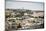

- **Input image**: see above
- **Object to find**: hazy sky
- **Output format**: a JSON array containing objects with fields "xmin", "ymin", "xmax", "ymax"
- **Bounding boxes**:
[{"xmin": 6, "ymin": 0, "xmax": 44, "ymax": 10}]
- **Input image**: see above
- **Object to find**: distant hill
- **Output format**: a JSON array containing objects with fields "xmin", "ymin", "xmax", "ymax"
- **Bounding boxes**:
[{"xmin": 5, "ymin": 9, "xmax": 44, "ymax": 13}]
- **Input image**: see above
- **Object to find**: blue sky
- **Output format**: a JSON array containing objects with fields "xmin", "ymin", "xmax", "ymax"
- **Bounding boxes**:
[{"xmin": 6, "ymin": 0, "xmax": 44, "ymax": 10}]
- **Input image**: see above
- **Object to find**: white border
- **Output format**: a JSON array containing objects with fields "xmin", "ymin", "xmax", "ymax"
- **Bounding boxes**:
[
  {"xmin": 0, "ymin": 0, "xmax": 46, "ymax": 31},
  {"xmin": 0, "ymin": 0, "xmax": 5, "ymax": 31}
]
